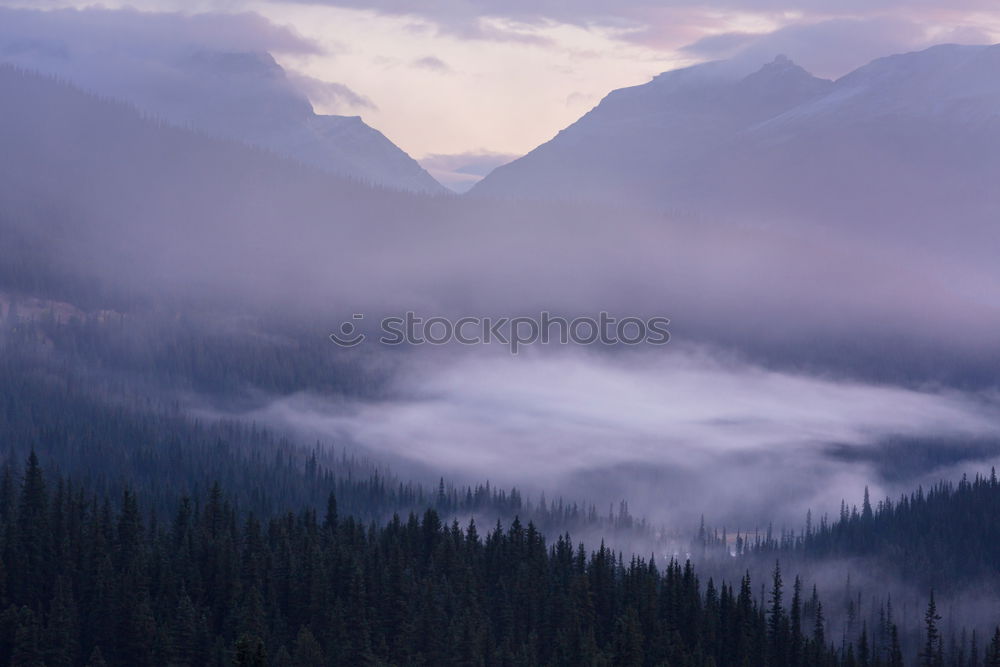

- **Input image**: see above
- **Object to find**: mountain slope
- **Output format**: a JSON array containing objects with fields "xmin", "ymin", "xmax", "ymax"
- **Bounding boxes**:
[
  {"xmin": 727, "ymin": 44, "xmax": 1000, "ymax": 237},
  {"xmin": 162, "ymin": 51, "xmax": 446, "ymax": 194},
  {"xmin": 471, "ymin": 56, "xmax": 833, "ymax": 203},
  {"xmin": 0, "ymin": 64, "xmax": 446, "ymax": 310},
  {"xmin": 4, "ymin": 63, "xmax": 999, "ymax": 385},
  {"xmin": 472, "ymin": 44, "xmax": 1000, "ymax": 254},
  {"xmin": 0, "ymin": 50, "xmax": 445, "ymax": 194}
]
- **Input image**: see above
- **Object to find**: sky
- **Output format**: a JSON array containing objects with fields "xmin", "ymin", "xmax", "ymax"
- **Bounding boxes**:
[{"xmin": 1, "ymin": 0, "xmax": 998, "ymax": 165}]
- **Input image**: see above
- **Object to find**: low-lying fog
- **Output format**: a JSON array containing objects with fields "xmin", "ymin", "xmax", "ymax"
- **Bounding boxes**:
[{"xmin": 249, "ymin": 343, "xmax": 1000, "ymax": 530}]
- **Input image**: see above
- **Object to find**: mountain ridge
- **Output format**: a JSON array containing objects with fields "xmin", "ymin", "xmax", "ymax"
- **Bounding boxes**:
[
  {"xmin": 470, "ymin": 54, "xmax": 834, "ymax": 203},
  {"xmin": 470, "ymin": 43, "xmax": 1000, "ymax": 253},
  {"xmin": 0, "ymin": 49, "xmax": 446, "ymax": 194}
]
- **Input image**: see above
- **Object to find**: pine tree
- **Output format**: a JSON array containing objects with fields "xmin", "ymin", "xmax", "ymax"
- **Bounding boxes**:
[
  {"xmin": 612, "ymin": 608, "xmax": 644, "ymax": 667},
  {"xmin": 987, "ymin": 627, "xmax": 1000, "ymax": 667},
  {"xmin": 292, "ymin": 627, "xmax": 324, "ymax": 667},
  {"xmin": 921, "ymin": 591, "xmax": 942, "ymax": 667},
  {"xmin": 858, "ymin": 623, "xmax": 870, "ymax": 667},
  {"xmin": 84, "ymin": 646, "xmax": 109, "ymax": 667},
  {"xmin": 768, "ymin": 561, "xmax": 785, "ymax": 667},
  {"xmin": 790, "ymin": 576, "xmax": 803, "ymax": 667},
  {"xmin": 814, "ymin": 599, "xmax": 825, "ymax": 647},
  {"xmin": 168, "ymin": 592, "xmax": 198, "ymax": 666},
  {"xmin": 889, "ymin": 625, "xmax": 904, "ymax": 667},
  {"xmin": 42, "ymin": 577, "xmax": 79, "ymax": 667},
  {"xmin": 11, "ymin": 606, "xmax": 43, "ymax": 666},
  {"xmin": 232, "ymin": 634, "xmax": 267, "ymax": 667},
  {"xmin": 16, "ymin": 452, "xmax": 51, "ymax": 610},
  {"xmin": 323, "ymin": 492, "xmax": 338, "ymax": 532}
]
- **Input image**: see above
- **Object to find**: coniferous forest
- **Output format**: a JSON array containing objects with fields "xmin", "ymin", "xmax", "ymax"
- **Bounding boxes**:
[
  {"xmin": 0, "ymin": 452, "xmax": 913, "ymax": 667},
  {"xmin": 2, "ymin": 310, "xmax": 999, "ymax": 665},
  {"xmin": 3, "ymin": 448, "xmax": 1000, "ymax": 666}
]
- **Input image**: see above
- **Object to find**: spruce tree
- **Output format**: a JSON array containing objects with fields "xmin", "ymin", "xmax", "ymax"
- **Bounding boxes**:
[
  {"xmin": 889, "ymin": 625, "xmax": 904, "ymax": 667},
  {"xmin": 988, "ymin": 627, "xmax": 1000, "ymax": 667},
  {"xmin": 768, "ymin": 561, "xmax": 786, "ymax": 667},
  {"xmin": 921, "ymin": 591, "xmax": 942, "ymax": 667}
]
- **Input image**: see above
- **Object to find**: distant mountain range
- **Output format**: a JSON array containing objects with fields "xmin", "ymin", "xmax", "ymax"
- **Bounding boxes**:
[
  {"xmin": 0, "ymin": 50, "xmax": 445, "ymax": 194},
  {"xmin": 472, "ymin": 44, "xmax": 1000, "ymax": 252},
  {"xmin": 0, "ymin": 64, "xmax": 449, "ymax": 309},
  {"xmin": 3, "ymin": 58, "xmax": 1000, "ymax": 382},
  {"xmin": 11, "ymin": 39, "xmax": 1000, "ymax": 214}
]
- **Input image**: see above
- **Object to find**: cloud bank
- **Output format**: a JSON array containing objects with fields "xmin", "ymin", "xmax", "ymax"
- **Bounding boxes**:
[
  {"xmin": 253, "ymin": 346, "xmax": 1000, "ymax": 527},
  {"xmin": 0, "ymin": 6, "xmax": 375, "ymax": 116},
  {"xmin": 680, "ymin": 17, "xmax": 994, "ymax": 79}
]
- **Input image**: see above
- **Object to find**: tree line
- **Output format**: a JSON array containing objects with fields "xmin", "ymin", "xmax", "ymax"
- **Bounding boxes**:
[{"xmin": 6, "ymin": 451, "xmax": 989, "ymax": 667}]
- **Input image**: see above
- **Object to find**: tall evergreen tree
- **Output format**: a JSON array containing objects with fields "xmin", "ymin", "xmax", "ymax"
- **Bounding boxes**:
[{"xmin": 921, "ymin": 591, "xmax": 942, "ymax": 667}]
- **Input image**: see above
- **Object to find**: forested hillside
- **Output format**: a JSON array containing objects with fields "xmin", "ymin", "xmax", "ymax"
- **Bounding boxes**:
[
  {"xmin": 0, "ymin": 314, "xmax": 654, "ymax": 549},
  {"xmin": 724, "ymin": 473, "xmax": 1000, "ymax": 591},
  {"xmin": 7, "ymin": 310, "xmax": 998, "ymax": 665},
  {"xmin": 0, "ymin": 453, "xmax": 922, "ymax": 667}
]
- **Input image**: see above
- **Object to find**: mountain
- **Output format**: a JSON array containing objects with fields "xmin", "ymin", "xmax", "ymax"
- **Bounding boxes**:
[
  {"xmin": 3, "ymin": 62, "xmax": 998, "ymax": 385},
  {"xmin": 157, "ymin": 51, "xmax": 446, "ymax": 194},
  {"xmin": 0, "ymin": 64, "xmax": 448, "ymax": 310},
  {"xmin": 761, "ymin": 44, "xmax": 1000, "ymax": 127},
  {"xmin": 471, "ymin": 55, "xmax": 833, "ymax": 204},
  {"xmin": 728, "ymin": 44, "xmax": 1000, "ymax": 241},
  {"xmin": 472, "ymin": 45, "xmax": 1000, "ymax": 253},
  {"xmin": 0, "ymin": 50, "xmax": 445, "ymax": 194}
]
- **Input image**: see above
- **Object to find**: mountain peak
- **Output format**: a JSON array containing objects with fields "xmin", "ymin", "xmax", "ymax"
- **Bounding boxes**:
[
  {"xmin": 739, "ymin": 55, "xmax": 832, "ymax": 101},
  {"xmin": 187, "ymin": 50, "xmax": 285, "ymax": 80},
  {"xmin": 747, "ymin": 54, "xmax": 819, "ymax": 81}
]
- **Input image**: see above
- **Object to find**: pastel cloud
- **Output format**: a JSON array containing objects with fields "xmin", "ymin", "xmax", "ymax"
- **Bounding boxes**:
[
  {"xmin": 0, "ymin": 5, "xmax": 320, "ymax": 56},
  {"xmin": 287, "ymin": 71, "xmax": 375, "ymax": 110},
  {"xmin": 0, "ymin": 6, "xmax": 376, "ymax": 118},
  {"xmin": 680, "ymin": 16, "xmax": 992, "ymax": 78},
  {"xmin": 263, "ymin": 0, "xmax": 1000, "ymax": 37},
  {"xmin": 412, "ymin": 55, "xmax": 450, "ymax": 72}
]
